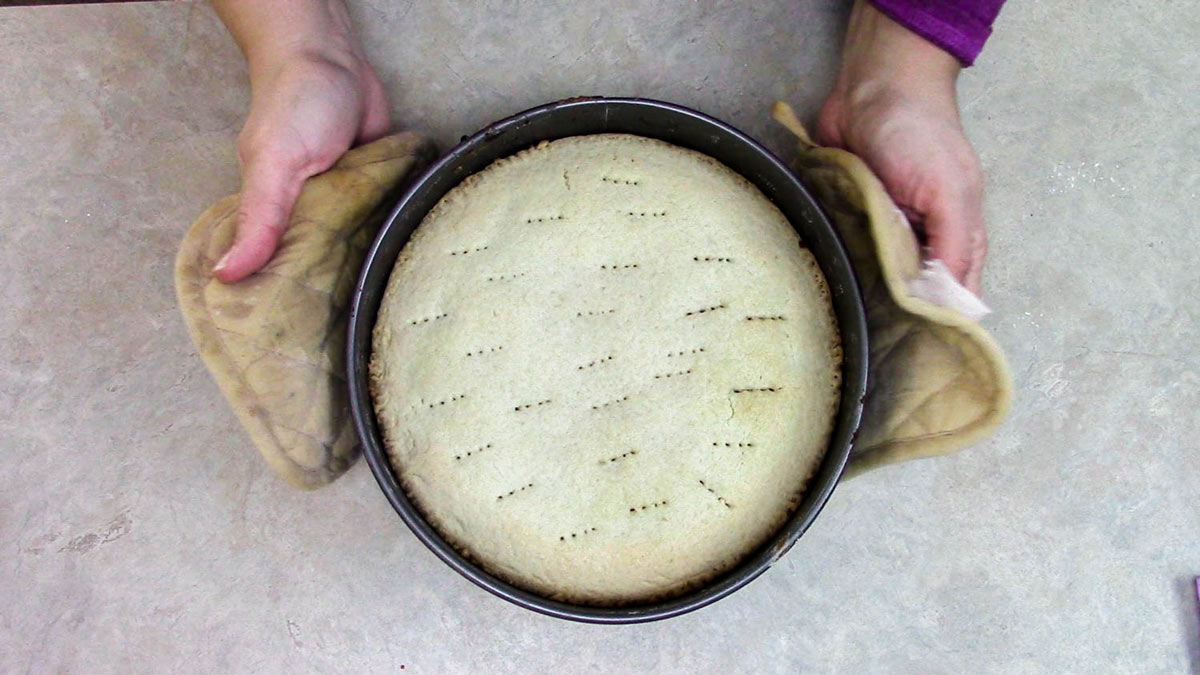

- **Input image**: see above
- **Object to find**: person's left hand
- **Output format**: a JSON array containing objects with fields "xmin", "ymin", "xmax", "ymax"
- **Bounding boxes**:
[{"xmin": 817, "ymin": 0, "xmax": 987, "ymax": 294}]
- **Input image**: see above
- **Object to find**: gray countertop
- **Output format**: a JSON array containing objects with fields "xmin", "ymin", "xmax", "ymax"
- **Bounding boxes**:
[{"xmin": 1, "ymin": 2, "xmax": 1197, "ymax": 672}]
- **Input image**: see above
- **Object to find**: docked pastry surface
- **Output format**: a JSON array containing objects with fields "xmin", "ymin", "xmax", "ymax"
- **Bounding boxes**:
[{"xmin": 370, "ymin": 134, "xmax": 841, "ymax": 604}]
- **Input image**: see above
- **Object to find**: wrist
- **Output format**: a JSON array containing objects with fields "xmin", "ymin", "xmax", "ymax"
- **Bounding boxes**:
[
  {"xmin": 247, "ymin": 41, "xmax": 364, "ymax": 92},
  {"xmin": 246, "ymin": 36, "xmax": 361, "ymax": 85},
  {"xmin": 219, "ymin": 0, "xmax": 365, "ymax": 82},
  {"xmin": 834, "ymin": 0, "xmax": 962, "ymax": 110}
]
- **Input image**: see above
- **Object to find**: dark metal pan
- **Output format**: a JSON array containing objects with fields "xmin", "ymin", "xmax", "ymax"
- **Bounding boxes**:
[{"xmin": 347, "ymin": 98, "xmax": 868, "ymax": 624}]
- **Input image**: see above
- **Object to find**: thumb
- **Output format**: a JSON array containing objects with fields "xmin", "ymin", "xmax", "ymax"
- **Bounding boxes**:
[
  {"xmin": 213, "ymin": 156, "xmax": 304, "ymax": 284},
  {"xmin": 921, "ymin": 189, "xmax": 985, "ymax": 295}
]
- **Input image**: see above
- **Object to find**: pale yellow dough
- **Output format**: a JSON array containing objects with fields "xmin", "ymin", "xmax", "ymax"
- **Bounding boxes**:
[{"xmin": 370, "ymin": 134, "xmax": 841, "ymax": 604}]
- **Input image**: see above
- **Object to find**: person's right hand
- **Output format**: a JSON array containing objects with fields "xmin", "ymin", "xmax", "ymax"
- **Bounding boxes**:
[{"xmin": 212, "ymin": 46, "xmax": 391, "ymax": 283}]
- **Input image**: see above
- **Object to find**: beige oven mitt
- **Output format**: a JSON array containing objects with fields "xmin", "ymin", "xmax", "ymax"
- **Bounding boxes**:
[
  {"xmin": 175, "ymin": 132, "xmax": 435, "ymax": 489},
  {"xmin": 771, "ymin": 102, "xmax": 1012, "ymax": 478}
]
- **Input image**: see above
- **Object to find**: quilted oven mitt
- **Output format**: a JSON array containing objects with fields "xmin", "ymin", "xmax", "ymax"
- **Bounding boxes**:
[
  {"xmin": 772, "ymin": 102, "xmax": 1013, "ymax": 478},
  {"xmin": 175, "ymin": 132, "xmax": 436, "ymax": 489}
]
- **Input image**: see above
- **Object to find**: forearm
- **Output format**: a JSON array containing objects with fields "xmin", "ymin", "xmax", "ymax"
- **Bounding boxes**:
[
  {"xmin": 837, "ymin": 0, "xmax": 962, "ymax": 110},
  {"xmin": 211, "ymin": 0, "xmax": 362, "ymax": 76},
  {"xmin": 867, "ymin": 0, "xmax": 1006, "ymax": 66}
]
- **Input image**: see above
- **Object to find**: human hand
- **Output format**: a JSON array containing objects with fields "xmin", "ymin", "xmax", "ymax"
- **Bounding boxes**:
[
  {"xmin": 212, "ymin": 1, "xmax": 390, "ymax": 283},
  {"xmin": 817, "ymin": 0, "xmax": 987, "ymax": 293}
]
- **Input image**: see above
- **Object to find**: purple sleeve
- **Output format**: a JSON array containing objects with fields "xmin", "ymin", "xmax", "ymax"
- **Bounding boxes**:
[{"xmin": 868, "ymin": 0, "xmax": 1006, "ymax": 66}]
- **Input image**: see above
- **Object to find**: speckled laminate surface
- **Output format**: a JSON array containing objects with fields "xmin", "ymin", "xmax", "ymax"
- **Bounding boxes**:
[{"xmin": 1, "ymin": 2, "xmax": 1197, "ymax": 672}]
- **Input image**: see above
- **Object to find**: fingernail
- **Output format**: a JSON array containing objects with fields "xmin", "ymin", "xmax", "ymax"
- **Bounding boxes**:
[{"xmin": 213, "ymin": 251, "xmax": 230, "ymax": 274}]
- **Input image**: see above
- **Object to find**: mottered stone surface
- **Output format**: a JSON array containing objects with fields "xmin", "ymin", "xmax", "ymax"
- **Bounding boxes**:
[{"xmin": 1, "ymin": 1, "xmax": 1197, "ymax": 673}]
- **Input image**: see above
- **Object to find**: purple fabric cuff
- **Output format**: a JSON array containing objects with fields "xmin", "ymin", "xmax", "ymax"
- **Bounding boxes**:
[{"xmin": 868, "ymin": 0, "xmax": 1006, "ymax": 66}]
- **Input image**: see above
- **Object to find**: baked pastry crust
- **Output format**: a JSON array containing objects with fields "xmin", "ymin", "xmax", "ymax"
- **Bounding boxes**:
[{"xmin": 370, "ymin": 134, "xmax": 841, "ymax": 604}]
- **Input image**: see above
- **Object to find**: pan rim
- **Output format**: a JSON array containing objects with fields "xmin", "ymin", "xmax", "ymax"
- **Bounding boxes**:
[{"xmin": 347, "ymin": 97, "xmax": 867, "ymax": 624}]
